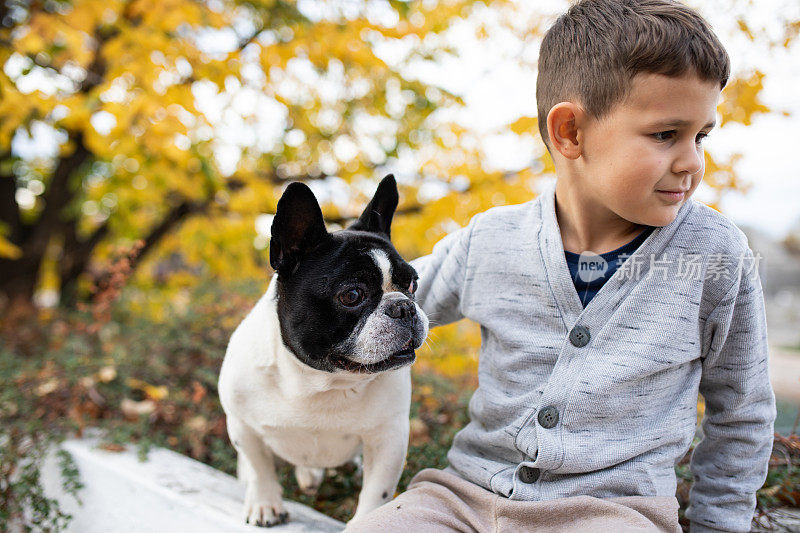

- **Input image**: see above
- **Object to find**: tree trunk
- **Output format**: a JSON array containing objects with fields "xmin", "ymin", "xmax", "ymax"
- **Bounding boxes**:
[
  {"xmin": 58, "ymin": 219, "xmax": 110, "ymax": 308},
  {"xmin": 0, "ymin": 134, "xmax": 90, "ymax": 308}
]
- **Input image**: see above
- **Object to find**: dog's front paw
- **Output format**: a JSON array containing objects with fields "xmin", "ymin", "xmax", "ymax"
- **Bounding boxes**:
[{"xmin": 244, "ymin": 498, "xmax": 288, "ymax": 527}]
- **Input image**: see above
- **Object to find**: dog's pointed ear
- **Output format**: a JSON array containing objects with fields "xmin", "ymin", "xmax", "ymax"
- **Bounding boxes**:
[
  {"xmin": 270, "ymin": 182, "xmax": 328, "ymax": 274},
  {"xmin": 349, "ymin": 174, "xmax": 399, "ymax": 238}
]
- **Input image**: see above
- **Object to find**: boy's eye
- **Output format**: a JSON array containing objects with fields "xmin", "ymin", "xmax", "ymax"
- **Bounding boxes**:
[
  {"xmin": 652, "ymin": 130, "xmax": 711, "ymax": 144},
  {"xmin": 652, "ymin": 130, "xmax": 676, "ymax": 142}
]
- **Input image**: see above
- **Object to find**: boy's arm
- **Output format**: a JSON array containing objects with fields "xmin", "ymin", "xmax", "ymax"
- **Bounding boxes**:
[
  {"xmin": 686, "ymin": 249, "xmax": 776, "ymax": 533},
  {"xmin": 409, "ymin": 214, "xmax": 479, "ymax": 328}
]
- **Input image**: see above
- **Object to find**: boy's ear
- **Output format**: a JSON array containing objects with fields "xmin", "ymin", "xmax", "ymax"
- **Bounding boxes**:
[
  {"xmin": 547, "ymin": 102, "xmax": 583, "ymax": 160},
  {"xmin": 270, "ymin": 182, "xmax": 328, "ymax": 275},
  {"xmin": 349, "ymin": 174, "xmax": 399, "ymax": 238}
]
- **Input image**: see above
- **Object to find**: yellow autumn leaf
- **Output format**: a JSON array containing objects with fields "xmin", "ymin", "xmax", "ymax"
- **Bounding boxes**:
[
  {"xmin": 0, "ymin": 237, "xmax": 22, "ymax": 259},
  {"xmin": 127, "ymin": 378, "xmax": 169, "ymax": 400}
]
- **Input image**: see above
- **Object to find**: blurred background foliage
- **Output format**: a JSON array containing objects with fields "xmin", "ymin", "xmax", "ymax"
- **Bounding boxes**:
[
  {"xmin": 1, "ymin": 0, "xmax": 799, "ymax": 530},
  {"xmin": 1, "ymin": 0, "xmax": 792, "ymax": 320}
]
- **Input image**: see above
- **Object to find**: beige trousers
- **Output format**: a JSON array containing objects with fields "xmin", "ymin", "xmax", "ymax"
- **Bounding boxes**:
[{"xmin": 345, "ymin": 468, "xmax": 682, "ymax": 533}]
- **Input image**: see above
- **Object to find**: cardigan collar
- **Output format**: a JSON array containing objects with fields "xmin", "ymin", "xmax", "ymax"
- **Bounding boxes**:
[{"xmin": 536, "ymin": 179, "xmax": 696, "ymax": 328}]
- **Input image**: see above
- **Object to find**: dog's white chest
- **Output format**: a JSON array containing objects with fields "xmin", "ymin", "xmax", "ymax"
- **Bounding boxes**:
[
  {"xmin": 261, "ymin": 427, "xmax": 361, "ymax": 468},
  {"xmin": 222, "ymin": 360, "xmax": 409, "ymax": 467}
]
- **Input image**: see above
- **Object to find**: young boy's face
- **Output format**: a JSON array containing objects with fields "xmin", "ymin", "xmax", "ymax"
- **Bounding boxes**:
[{"xmin": 578, "ymin": 72, "xmax": 721, "ymax": 228}]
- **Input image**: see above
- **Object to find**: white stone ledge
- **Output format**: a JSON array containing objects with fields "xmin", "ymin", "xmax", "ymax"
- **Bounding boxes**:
[
  {"xmin": 41, "ymin": 437, "xmax": 344, "ymax": 533},
  {"xmin": 43, "ymin": 437, "xmax": 800, "ymax": 532}
]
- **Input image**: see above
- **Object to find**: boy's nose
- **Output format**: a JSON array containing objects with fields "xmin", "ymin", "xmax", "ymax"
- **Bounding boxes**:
[{"xmin": 672, "ymin": 141, "xmax": 704, "ymax": 176}]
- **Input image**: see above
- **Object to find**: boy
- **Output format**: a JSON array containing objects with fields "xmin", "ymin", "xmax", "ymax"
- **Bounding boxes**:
[{"xmin": 346, "ymin": 0, "xmax": 775, "ymax": 531}]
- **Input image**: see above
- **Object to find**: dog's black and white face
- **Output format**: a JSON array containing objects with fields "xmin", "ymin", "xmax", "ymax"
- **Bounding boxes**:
[{"xmin": 269, "ymin": 175, "xmax": 428, "ymax": 374}]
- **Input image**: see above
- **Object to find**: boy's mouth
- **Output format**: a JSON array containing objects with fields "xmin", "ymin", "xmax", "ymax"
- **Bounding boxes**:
[{"xmin": 656, "ymin": 189, "xmax": 686, "ymax": 202}]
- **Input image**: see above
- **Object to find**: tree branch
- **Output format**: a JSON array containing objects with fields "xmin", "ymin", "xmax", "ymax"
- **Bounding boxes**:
[
  {"xmin": 325, "ymin": 204, "xmax": 423, "ymax": 226},
  {"xmin": 129, "ymin": 197, "xmax": 212, "ymax": 273}
]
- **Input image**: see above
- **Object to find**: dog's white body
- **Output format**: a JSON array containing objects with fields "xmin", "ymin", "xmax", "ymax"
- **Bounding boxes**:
[{"xmin": 219, "ymin": 275, "xmax": 411, "ymax": 525}]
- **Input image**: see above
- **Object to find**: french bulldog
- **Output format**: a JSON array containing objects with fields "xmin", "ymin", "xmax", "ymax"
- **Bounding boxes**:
[{"xmin": 218, "ymin": 175, "xmax": 428, "ymax": 527}]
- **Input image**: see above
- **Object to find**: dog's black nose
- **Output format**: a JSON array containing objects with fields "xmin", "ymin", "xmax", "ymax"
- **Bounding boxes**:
[{"xmin": 385, "ymin": 299, "xmax": 416, "ymax": 320}]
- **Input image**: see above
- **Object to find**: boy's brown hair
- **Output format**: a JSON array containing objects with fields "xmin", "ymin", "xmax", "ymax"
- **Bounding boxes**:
[{"xmin": 536, "ymin": 0, "xmax": 730, "ymax": 147}]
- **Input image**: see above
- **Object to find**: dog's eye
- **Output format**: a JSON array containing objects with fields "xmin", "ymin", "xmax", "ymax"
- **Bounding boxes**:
[{"xmin": 338, "ymin": 288, "xmax": 365, "ymax": 307}]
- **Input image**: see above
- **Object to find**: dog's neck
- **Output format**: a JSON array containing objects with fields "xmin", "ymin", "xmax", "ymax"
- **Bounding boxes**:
[{"xmin": 261, "ymin": 275, "xmax": 380, "ymax": 397}]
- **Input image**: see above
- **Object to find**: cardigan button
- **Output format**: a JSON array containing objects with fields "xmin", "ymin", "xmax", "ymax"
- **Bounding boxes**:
[
  {"xmin": 569, "ymin": 325, "xmax": 591, "ymax": 347},
  {"xmin": 537, "ymin": 406, "xmax": 559, "ymax": 429},
  {"xmin": 518, "ymin": 466, "xmax": 540, "ymax": 483}
]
